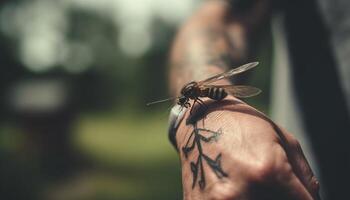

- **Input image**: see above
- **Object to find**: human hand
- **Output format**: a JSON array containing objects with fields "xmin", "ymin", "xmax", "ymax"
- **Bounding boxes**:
[{"xmin": 175, "ymin": 96, "xmax": 320, "ymax": 200}]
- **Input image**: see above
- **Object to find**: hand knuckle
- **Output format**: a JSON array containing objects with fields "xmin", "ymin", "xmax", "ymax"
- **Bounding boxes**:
[
  {"xmin": 291, "ymin": 137, "xmax": 302, "ymax": 150},
  {"xmin": 249, "ymin": 145, "xmax": 292, "ymax": 183},
  {"xmin": 207, "ymin": 183, "xmax": 239, "ymax": 200},
  {"xmin": 286, "ymin": 133, "xmax": 302, "ymax": 150}
]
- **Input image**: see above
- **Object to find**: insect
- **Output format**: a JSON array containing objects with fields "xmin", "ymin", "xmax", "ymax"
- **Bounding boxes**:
[{"xmin": 147, "ymin": 62, "xmax": 261, "ymax": 113}]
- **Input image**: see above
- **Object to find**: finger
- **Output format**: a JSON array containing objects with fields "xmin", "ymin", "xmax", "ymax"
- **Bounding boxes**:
[
  {"xmin": 235, "ymin": 105, "xmax": 321, "ymax": 198},
  {"xmin": 280, "ymin": 172, "xmax": 314, "ymax": 200},
  {"xmin": 251, "ymin": 170, "xmax": 314, "ymax": 200},
  {"xmin": 280, "ymin": 129, "xmax": 320, "ymax": 199}
]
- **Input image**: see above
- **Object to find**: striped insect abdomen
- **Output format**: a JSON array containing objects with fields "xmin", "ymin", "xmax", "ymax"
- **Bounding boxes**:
[{"xmin": 202, "ymin": 87, "xmax": 227, "ymax": 100}]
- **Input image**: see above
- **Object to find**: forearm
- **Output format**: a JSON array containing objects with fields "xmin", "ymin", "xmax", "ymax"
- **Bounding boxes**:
[
  {"xmin": 169, "ymin": 0, "xmax": 248, "ymax": 95},
  {"xmin": 168, "ymin": 1, "xmax": 319, "ymax": 199},
  {"xmin": 169, "ymin": 0, "xmax": 271, "ymax": 96}
]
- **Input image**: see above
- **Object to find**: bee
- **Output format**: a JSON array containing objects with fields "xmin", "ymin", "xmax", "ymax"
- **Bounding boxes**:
[{"xmin": 147, "ymin": 62, "xmax": 261, "ymax": 113}]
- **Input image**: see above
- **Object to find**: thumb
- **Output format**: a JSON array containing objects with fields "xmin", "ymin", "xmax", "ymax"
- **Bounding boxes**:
[{"xmin": 279, "ymin": 129, "xmax": 321, "ymax": 199}]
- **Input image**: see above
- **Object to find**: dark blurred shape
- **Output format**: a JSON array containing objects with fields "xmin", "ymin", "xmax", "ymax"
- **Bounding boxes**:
[
  {"xmin": 9, "ymin": 79, "xmax": 67, "ymax": 113},
  {"xmin": 283, "ymin": 0, "xmax": 350, "ymax": 199},
  {"xmin": 7, "ymin": 79, "xmax": 80, "ymax": 176}
]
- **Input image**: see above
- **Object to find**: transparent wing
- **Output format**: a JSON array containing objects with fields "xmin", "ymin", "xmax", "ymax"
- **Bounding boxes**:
[
  {"xmin": 203, "ymin": 85, "xmax": 262, "ymax": 98},
  {"xmin": 198, "ymin": 62, "xmax": 259, "ymax": 85}
]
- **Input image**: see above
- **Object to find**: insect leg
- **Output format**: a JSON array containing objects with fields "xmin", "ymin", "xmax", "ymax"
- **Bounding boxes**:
[
  {"xmin": 189, "ymin": 100, "xmax": 197, "ymax": 115},
  {"xmin": 196, "ymin": 98, "xmax": 208, "ymax": 110}
]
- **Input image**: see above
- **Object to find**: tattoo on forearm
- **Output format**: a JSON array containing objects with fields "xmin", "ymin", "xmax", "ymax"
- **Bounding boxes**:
[
  {"xmin": 185, "ymin": 28, "xmax": 235, "ymax": 66},
  {"xmin": 171, "ymin": 27, "xmax": 240, "ymax": 85},
  {"xmin": 170, "ymin": 23, "xmax": 248, "ymax": 97},
  {"xmin": 207, "ymin": 51, "xmax": 235, "ymax": 69},
  {"xmin": 182, "ymin": 123, "xmax": 228, "ymax": 189}
]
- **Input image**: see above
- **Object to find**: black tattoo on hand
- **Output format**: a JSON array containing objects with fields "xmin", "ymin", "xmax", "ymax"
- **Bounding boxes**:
[{"xmin": 182, "ymin": 123, "xmax": 228, "ymax": 189}]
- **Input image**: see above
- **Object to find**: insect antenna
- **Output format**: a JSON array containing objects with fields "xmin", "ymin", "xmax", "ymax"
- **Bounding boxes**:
[{"xmin": 146, "ymin": 97, "xmax": 178, "ymax": 106}]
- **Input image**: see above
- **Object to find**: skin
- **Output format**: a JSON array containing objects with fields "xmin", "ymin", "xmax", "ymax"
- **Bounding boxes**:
[{"xmin": 169, "ymin": 1, "xmax": 320, "ymax": 199}]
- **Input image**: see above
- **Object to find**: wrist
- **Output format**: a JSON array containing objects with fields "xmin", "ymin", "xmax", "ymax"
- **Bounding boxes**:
[{"xmin": 174, "ymin": 96, "xmax": 245, "ymax": 150}]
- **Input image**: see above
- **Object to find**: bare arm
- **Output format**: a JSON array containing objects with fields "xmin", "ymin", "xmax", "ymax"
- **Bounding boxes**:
[
  {"xmin": 169, "ymin": 0, "xmax": 270, "ymax": 95},
  {"xmin": 168, "ymin": 1, "xmax": 320, "ymax": 199}
]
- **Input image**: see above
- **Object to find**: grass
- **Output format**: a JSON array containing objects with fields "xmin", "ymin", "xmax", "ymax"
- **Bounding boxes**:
[{"xmin": 46, "ymin": 109, "xmax": 183, "ymax": 200}]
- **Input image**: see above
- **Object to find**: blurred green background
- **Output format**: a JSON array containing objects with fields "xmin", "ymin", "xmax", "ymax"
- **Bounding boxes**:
[{"xmin": 0, "ymin": 0, "xmax": 271, "ymax": 199}]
